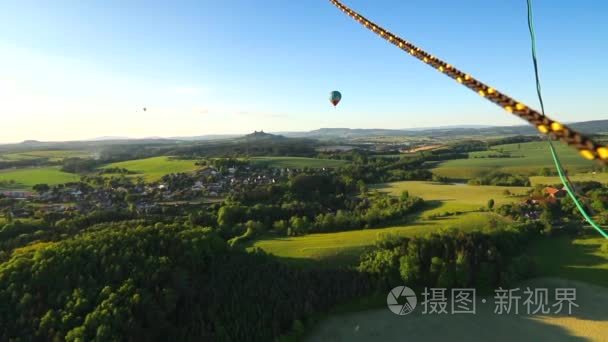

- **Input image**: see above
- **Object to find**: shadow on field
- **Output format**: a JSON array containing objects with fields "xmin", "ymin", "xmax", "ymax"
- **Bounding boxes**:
[
  {"xmin": 307, "ymin": 234, "xmax": 608, "ymax": 341},
  {"xmin": 518, "ymin": 277, "xmax": 608, "ymax": 323},
  {"xmin": 529, "ymin": 235, "xmax": 608, "ymax": 288},
  {"xmin": 308, "ymin": 277, "xmax": 608, "ymax": 342},
  {"xmin": 421, "ymin": 200, "xmax": 444, "ymax": 210}
]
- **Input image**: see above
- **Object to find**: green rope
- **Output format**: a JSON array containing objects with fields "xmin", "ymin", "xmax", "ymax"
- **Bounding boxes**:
[
  {"xmin": 526, "ymin": 0, "xmax": 608, "ymax": 238},
  {"xmin": 548, "ymin": 144, "xmax": 608, "ymax": 238}
]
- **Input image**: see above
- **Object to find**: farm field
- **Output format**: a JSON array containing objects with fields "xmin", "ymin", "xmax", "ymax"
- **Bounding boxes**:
[
  {"xmin": 249, "ymin": 156, "xmax": 348, "ymax": 168},
  {"xmin": 251, "ymin": 181, "xmax": 526, "ymax": 265},
  {"xmin": 433, "ymin": 141, "xmax": 597, "ymax": 179},
  {"xmin": 0, "ymin": 167, "xmax": 80, "ymax": 189},
  {"xmin": 307, "ymin": 277, "xmax": 608, "ymax": 341},
  {"xmin": 0, "ymin": 150, "xmax": 91, "ymax": 162},
  {"xmin": 530, "ymin": 172, "xmax": 608, "ymax": 186},
  {"xmin": 250, "ymin": 212, "xmax": 500, "ymax": 266},
  {"xmin": 102, "ymin": 156, "xmax": 199, "ymax": 181},
  {"xmin": 374, "ymin": 181, "xmax": 529, "ymax": 216}
]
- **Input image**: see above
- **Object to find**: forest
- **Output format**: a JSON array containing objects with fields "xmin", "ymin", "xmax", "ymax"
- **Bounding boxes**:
[{"xmin": 0, "ymin": 223, "xmax": 373, "ymax": 341}]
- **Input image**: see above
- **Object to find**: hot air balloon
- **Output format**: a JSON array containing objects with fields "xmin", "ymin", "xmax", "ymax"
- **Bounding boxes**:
[{"xmin": 329, "ymin": 91, "xmax": 342, "ymax": 107}]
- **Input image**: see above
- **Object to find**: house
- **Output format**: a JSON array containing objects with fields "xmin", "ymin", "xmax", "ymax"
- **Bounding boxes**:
[
  {"xmin": 544, "ymin": 187, "xmax": 566, "ymax": 199},
  {"xmin": 70, "ymin": 190, "xmax": 83, "ymax": 197},
  {"xmin": 192, "ymin": 181, "xmax": 204, "ymax": 191},
  {"xmin": 207, "ymin": 183, "xmax": 223, "ymax": 192},
  {"xmin": 1, "ymin": 191, "xmax": 34, "ymax": 199}
]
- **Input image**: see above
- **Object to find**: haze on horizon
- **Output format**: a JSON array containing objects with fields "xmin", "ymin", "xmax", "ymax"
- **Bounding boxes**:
[{"xmin": 1, "ymin": 0, "xmax": 607, "ymax": 143}]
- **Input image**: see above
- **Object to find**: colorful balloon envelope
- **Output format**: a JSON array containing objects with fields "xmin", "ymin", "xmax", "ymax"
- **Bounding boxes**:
[{"xmin": 329, "ymin": 91, "xmax": 342, "ymax": 107}]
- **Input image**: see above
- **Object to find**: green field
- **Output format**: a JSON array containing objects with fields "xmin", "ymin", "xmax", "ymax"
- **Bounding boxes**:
[
  {"xmin": 251, "ymin": 212, "xmax": 500, "ymax": 266},
  {"xmin": 0, "ymin": 167, "xmax": 80, "ymax": 189},
  {"xmin": 528, "ymin": 233, "xmax": 608, "ymax": 288},
  {"xmin": 375, "ymin": 181, "xmax": 529, "ymax": 216},
  {"xmin": 102, "ymin": 156, "xmax": 199, "ymax": 181},
  {"xmin": 249, "ymin": 156, "xmax": 348, "ymax": 168},
  {"xmin": 0, "ymin": 150, "xmax": 91, "ymax": 162},
  {"xmin": 531, "ymin": 172, "xmax": 608, "ymax": 186},
  {"xmin": 433, "ymin": 141, "xmax": 597, "ymax": 179},
  {"xmin": 251, "ymin": 181, "xmax": 526, "ymax": 265}
]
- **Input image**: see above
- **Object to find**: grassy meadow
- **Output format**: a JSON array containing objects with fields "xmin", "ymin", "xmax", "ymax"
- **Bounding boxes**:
[
  {"xmin": 375, "ymin": 181, "xmax": 529, "ymax": 216},
  {"xmin": 250, "ymin": 181, "xmax": 527, "ymax": 265},
  {"xmin": 0, "ymin": 167, "xmax": 80, "ymax": 189},
  {"xmin": 530, "ymin": 172, "xmax": 608, "ymax": 186},
  {"xmin": 102, "ymin": 156, "xmax": 199, "ymax": 181},
  {"xmin": 249, "ymin": 156, "xmax": 348, "ymax": 168},
  {"xmin": 433, "ymin": 141, "xmax": 597, "ymax": 179}
]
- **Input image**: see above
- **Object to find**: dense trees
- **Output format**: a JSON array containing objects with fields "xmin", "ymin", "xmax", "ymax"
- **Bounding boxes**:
[
  {"xmin": 359, "ymin": 222, "xmax": 543, "ymax": 291},
  {"xmin": 487, "ymin": 135, "xmax": 540, "ymax": 146},
  {"xmin": 61, "ymin": 158, "xmax": 101, "ymax": 173},
  {"xmin": 219, "ymin": 183, "xmax": 424, "ymax": 238},
  {"xmin": 172, "ymin": 136, "xmax": 317, "ymax": 158},
  {"xmin": 32, "ymin": 183, "xmax": 50, "ymax": 194},
  {"xmin": 0, "ymin": 223, "xmax": 373, "ymax": 341}
]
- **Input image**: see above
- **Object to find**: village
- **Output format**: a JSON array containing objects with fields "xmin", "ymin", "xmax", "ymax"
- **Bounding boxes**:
[{"xmin": 0, "ymin": 162, "xmax": 335, "ymax": 220}]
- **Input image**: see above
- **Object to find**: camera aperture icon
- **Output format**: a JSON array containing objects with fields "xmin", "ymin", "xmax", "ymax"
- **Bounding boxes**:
[{"xmin": 387, "ymin": 286, "xmax": 417, "ymax": 315}]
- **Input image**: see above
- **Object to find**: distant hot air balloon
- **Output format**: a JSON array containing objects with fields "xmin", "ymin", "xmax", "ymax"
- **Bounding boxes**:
[
  {"xmin": 329, "ymin": 91, "xmax": 342, "ymax": 107},
  {"xmin": 143, "ymin": 107, "xmax": 147, "ymax": 112}
]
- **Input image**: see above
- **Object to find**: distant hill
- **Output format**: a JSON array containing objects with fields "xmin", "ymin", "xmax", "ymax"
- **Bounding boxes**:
[
  {"xmin": 3, "ymin": 120, "xmax": 606, "ymax": 151},
  {"xmin": 89, "ymin": 119, "xmax": 608, "ymax": 142},
  {"xmin": 168, "ymin": 131, "xmax": 316, "ymax": 157},
  {"xmin": 240, "ymin": 131, "xmax": 286, "ymax": 141},
  {"xmin": 567, "ymin": 120, "xmax": 608, "ymax": 134},
  {"xmin": 168, "ymin": 134, "xmax": 241, "ymax": 141},
  {"xmin": 91, "ymin": 136, "xmax": 131, "ymax": 141},
  {"xmin": 20, "ymin": 140, "xmax": 42, "ymax": 145},
  {"xmin": 278, "ymin": 119, "xmax": 608, "ymax": 139}
]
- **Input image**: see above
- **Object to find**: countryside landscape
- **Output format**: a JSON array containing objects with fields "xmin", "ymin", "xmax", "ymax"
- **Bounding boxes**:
[
  {"xmin": 2, "ymin": 0, "xmax": 608, "ymax": 340},
  {"xmin": 1, "ymin": 123, "xmax": 608, "ymax": 340}
]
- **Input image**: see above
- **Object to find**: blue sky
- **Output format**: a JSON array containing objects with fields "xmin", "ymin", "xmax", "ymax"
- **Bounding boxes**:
[{"xmin": 1, "ymin": 0, "xmax": 606, "ymax": 142}]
